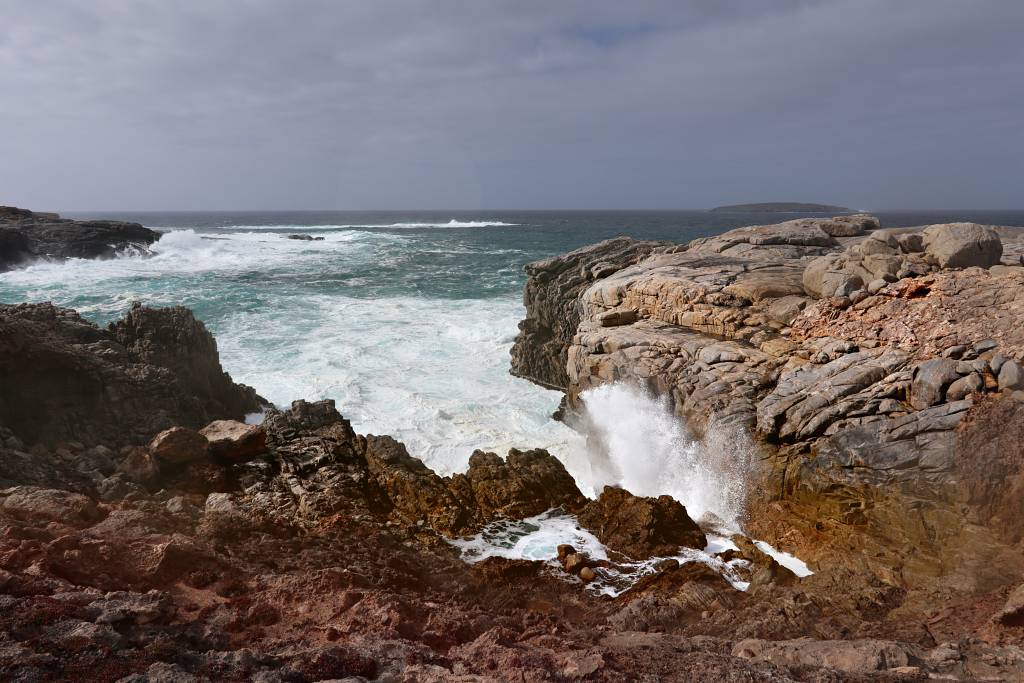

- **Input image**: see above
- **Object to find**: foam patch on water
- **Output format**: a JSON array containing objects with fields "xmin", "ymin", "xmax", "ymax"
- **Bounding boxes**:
[
  {"xmin": 189, "ymin": 220, "xmax": 521, "ymax": 230},
  {"xmin": 449, "ymin": 510, "xmax": 755, "ymax": 597}
]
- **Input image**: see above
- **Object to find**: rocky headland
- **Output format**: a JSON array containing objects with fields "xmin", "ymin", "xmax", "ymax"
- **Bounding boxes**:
[
  {"xmin": 0, "ymin": 206, "xmax": 159, "ymax": 271},
  {"xmin": 2, "ymin": 211, "xmax": 1024, "ymax": 680}
]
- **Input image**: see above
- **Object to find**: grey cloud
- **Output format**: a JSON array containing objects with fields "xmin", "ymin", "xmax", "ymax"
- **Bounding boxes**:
[{"xmin": 0, "ymin": 0, "xmax": 1022, "ymax": 210}]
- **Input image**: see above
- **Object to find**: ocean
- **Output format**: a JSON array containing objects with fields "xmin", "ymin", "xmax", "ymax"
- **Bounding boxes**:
[{"xmin": 2, "ymin": 209, "xmax": 1021, "ymax": 498}]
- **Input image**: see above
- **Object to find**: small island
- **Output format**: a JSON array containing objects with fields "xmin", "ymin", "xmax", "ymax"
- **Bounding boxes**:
[{"xmin": 710, "ymin": 202, "xmax": 853, "ymax": 213}]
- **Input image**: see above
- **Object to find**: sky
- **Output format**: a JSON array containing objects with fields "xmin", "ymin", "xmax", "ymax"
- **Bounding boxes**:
[{"xmin": 1, "ymin": 1, "xmax": 1022, "ymax": 211}]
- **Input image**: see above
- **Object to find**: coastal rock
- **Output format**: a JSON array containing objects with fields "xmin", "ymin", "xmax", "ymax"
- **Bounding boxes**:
[
  {"xmin": 922, "ymin": 222, "xmax": 1003, "ymax": 268},
  {"xmin": 148, "ymin": 427, "xmax": 208, "ymax": 465},
  {"xmin": 0, "ymin": 302, "xmax": 265, "ymax": 446},
  {"xmin": 0, "ymin": 486, "xmax": 103, "ymax": 527},
  {"xmin": 200, "ymin": 420, "xmax": 267, "ymax": 462},
  {"xmin": 447, "ymin": 448, "xmax": 586, "ymax": 524},
  {"xmin": 0, "ymin": 206, "xmax": 159, "ymax": 270},
  {"xmin": 510, "ymin": 237, "xmax": 670, "ymax": 390},
  {"xmin": 577, "ymin": 486, "xmax": 706, "ymax": 558}
]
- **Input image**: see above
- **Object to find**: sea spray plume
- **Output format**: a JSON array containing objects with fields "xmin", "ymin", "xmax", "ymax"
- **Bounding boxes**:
[{"xmin": 577, "ymin": 382, "xmax": 750, "ymax": 531}]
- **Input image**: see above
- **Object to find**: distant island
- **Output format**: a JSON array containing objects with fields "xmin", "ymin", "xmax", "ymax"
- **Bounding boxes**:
[{"xmin": 710, "ymin": 202, "xmax": 853, "ymax": 213}]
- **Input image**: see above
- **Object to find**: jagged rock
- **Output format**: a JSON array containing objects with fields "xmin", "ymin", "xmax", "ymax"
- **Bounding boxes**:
[
  {"xmin": 922, "ymin": 222, "xmax": 1003, "ymax": 268},
  {"xmin": 447, "ymin": 448, "xmax": 586, "ymax": 524},
  {"xmin": 286, "ymin": 234, "xmax": 324, "ymax": 241},
  {"xmin": 577, "ymin": 486, "xmax": 706, "ymax": 558},
  {"xmin": 0, "ymin": 206, "xmax": 159, "ymax": 270},
  {"xmin": 148, "ymin": 427, "xmax": 208, "ymax": 465},
  {"xmin": 200, "ymin": 420, "xmax": 267, "ymax": 462},
  {"xmin": 0, "ymin": 302, "xmax": 264, "ymax": 446}
]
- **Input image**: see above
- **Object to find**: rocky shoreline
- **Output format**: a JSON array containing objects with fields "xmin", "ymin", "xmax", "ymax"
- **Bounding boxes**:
[
  {"xmin": 2, "ymin": 210, "xmax": 1024, "ymax": 680},
  {"xmin": 0, "ymin": 206, "xmax": 159, "ymax": 271}
]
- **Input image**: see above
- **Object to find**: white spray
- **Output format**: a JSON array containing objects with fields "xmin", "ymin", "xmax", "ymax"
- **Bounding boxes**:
[{"xmin": 575, "ymin": 382, "xmax": 750, "ymax": 531}]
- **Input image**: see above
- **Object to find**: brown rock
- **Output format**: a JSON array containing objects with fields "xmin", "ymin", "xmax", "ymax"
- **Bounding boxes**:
[
  {"xmin": 148, "ymin": 427, "xmax": 208, "ymax": 465},
  {"xmin": 199, "ymin": 420, "xmax": 267, "ymax": 462},
  {"xmin": 577, "ymin": 486, "xmax": 706, "ymax": 559}
]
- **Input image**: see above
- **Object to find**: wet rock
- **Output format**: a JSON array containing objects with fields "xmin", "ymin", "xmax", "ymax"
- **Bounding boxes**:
[
  {"xmin": 148, "ymin": 427, "xmax": 208, "ymax": 465},
  {"xmin": 200, "ymin": 420, "xmax": 267, "ymax": 462},
  {"xmin": 0, "ymin": 206, "xmax": 159, "ymax": 271},
  {"xmin": 286, "ymin": 233, "xmax": 324, "ymax": 241},
  {"xmin": 577, "ymin": 486, "xmax": 706, "ymax": 558},
  {"xmin": 922, "ymin": 222, "xmax": 1003, "ymax": 268},
  {"xmin": 448, "ymin": 448, "xmax": 586, "ymax": 526}
]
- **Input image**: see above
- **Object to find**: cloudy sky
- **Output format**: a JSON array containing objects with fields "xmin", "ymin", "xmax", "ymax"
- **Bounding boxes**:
[{"xmin": 1, "ymin": 1, "xmax": 1022, "ymax": 210}]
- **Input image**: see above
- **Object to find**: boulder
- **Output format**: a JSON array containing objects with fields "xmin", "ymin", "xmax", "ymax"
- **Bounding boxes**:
[
  {"xmin": 732, "ymin": 638, "xmax": 912, "ymax": 674},
  {"xmin": 802, "ymin": 254, "xmax": 862, "ymax": 299},
  {"xmin": 577, "ymin": 486, "xmax": 706, "ymax": 558},
  {"xmin": 910, "ymin": 358, "xmax": 961, "ymax": 409},
  {"xmin": 922, "ymin": 223, "xmax": 1002, "ymax": 269},
  {"xmin": 149, "ymin": 427, "xmax": 208, "ymax": 465},
  {"xmin": 946, "ymin": 373, "xmax": 983, "ymax": 401},
  {"xmin": 0, "ymin": 486, "xmax": 104, "ymax": 527},
  {"xmin": 200, "ymin": 420, "xmax": 267, "ymax": 462},
  {"xmin": 999, "ymin": 359, "xmax": 1024, "ymax": 391}
]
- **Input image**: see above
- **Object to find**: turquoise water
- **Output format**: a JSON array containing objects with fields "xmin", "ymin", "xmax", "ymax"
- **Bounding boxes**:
[{"xmin": 2, "ymin": 209, "xmax": 1020, "ymax": 478}]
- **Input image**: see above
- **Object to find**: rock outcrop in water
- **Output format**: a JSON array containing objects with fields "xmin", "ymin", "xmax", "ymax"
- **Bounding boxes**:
[{"xmin": 0, "ymin": 206, "xmax": 160, "ymax": 270}]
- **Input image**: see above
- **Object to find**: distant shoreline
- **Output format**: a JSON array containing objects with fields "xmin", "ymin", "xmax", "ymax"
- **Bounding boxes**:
[{"xmin": 710, "ymin": 202, "xmax": 853, "ymax": 214}]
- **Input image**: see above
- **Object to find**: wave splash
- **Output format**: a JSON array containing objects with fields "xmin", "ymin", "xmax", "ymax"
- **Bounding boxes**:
[{"xmin": 575, "ymin": 382, "xmax": 750, "ymax": 531}]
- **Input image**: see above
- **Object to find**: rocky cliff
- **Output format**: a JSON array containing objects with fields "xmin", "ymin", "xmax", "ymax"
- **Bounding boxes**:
[
  {"xmin": 0, "ymin": 206, "xmax": 159, "ymax": 271},
  {"xmin": 511, "ymin": 214, "xmax": 1024, "ymax": 676}
]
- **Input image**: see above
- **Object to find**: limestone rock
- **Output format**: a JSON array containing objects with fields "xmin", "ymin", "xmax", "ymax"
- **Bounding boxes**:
[
  {"xmin": 922, "ymin": 223, "xmax": 1002, "ymax": 269},
  {"xmin": 577, "ymin": 486, "xmax": 706, "ymax": 558}
]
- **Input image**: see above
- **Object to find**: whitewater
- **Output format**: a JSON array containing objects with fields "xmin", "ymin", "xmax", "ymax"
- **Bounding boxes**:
[{"xmin": 4, "ymin": 209, "xmax": 995, "ymax": 575}]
